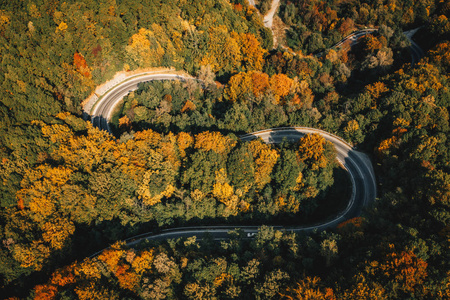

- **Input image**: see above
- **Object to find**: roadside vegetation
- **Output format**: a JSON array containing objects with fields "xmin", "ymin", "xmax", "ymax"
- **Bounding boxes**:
[{"xmin": 0, "ymin": 0, "xmax": 450, "ymax": 298}]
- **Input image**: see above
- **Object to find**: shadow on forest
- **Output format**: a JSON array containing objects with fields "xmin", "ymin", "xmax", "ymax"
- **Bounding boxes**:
[
  {"xmin": 3, "ymin": 217, "xmax": 150, "ymax": 298},
  {"xmin": 4, "ymin": 122, "xmax": 356, "ymax": 298},
  {"xmin": 109, "ymin": 115, "xmax": 240, "ymax": 140}
]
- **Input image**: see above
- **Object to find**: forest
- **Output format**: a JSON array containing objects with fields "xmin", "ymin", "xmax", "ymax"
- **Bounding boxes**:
[{"xmin": 0, "ymin": 0, "xmax": 450, "ymax": 298}]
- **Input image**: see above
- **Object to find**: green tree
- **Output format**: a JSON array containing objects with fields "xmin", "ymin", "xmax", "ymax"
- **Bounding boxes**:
[
  {"xmin": 182, "ymin": 150, "xmax": 224, "ymax": 194},
  {"xmin": 274, "ymin": 148, "xmax": 302, "ymax": 193},
  {"xmin": 226, "ymin": 143, "xmax": 255, "ymax": 190}
]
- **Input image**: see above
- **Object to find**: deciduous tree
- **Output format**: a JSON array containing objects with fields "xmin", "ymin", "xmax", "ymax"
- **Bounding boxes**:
[{"xmin": 282, "ymin": 276, "xmax": 336, "ymax": 300}]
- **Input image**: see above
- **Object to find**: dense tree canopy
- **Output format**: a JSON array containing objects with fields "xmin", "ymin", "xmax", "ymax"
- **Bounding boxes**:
[{"xmin": 1, "ymin": 0, "xmax": 450, "ymax": 298}]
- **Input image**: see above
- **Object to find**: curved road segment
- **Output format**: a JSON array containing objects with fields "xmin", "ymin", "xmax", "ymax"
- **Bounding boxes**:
[
  {"xmin": 404, "ymin": 28, "xmax": 424, "ymax": 64},
  {"xmin": 241, "ymin": 127, "xmax": 376, "ymax": 232},
  {"xmin": 85, "ymin": 72, "xmax": 377, "ymax": 249},
  {"xmin": 248, "ymin": 0, "xmax": 423, "ymax": 62},
  {"xmin": 90, "ymin": 73, "xmax": 195, "ymax": 132},
  {"xmin": 332, "ymin": 29, "xmax": 378, "ymax": 49}
]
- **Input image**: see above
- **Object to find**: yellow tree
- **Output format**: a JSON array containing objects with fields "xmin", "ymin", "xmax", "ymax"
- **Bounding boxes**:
[
  {"xmin": 0, "ymin": 9, "xmax": 10, "ymax": 33},
  {"xmin": 97, "ymin": 242, "xmax": 126, "ymax": 273},
  {"xmin": 132, "ymin": 249, "xmax": 154, "ymax": 275},
  {"xmin": 200, "ymin": 26, "xmax": 242, "ymax": 72},
  {"xmin": 150, "ymin": 23, "xmax": 181, "ymax": 64},
  {"xmin": 377, "ymin": 136, "xmax": 399, "ymax": 157},
  {"xmin": 359, "ymin": 245, "xmax": 429, "ymax": 297},
  {"xmin": 428, "ymin": 42, "xmax": 450, "ymax": 69},
  {"xmin": 294, "ymin": 79, "xmax": 314, "ymax": 108},
  {"xmin": 282, "ymin": 277, "xmax": 336, "ymax": 300},
  {"xmin": 248, "ymin": 139, "xmax": 279, "ymax": 189},
  {"xmin": 212, "ymin": 168, "xmax": 234, "ymax": 201},
  {"xmin": 12, "ymin": 240, "xmax": 51, "ymax": 270},
  {"xmin": 74, "ymin": 259, "xmax": 102, "ymax": 280},
  {"xmin": 194, "ymin": 131, "xmax": 236, "ymax": 155},
  {"xmin": 41, "ymin": 217, "xmax": 75, "ymax": 250},
  {"xmin": 159, "ymin": 132, "xmax": 181, "ymax": 169},
  {"xmin": 181, "ymin": 100, "xmax": 196, "ymax": 113},
  {"xmin": 136, "ymin": 150, "xmax": 176, "ymax": 206},
  {"xmin": 75, "ymin": 282, "xmax": 119, "ymax": 300},
  {"xmin": 225, "ymin": 71, "xmax": 253, "ymax": 102},
  {"xmin": 125, "ymin": 28, "xmax": 165, "ymax": 67},
  {"xmin": 270, "ymin": 74, "xmax": 294, "ymax": 104},
  {"xmin": 213, "ymin": 168, "xmax": 239, "ymax": 215},
  {"xmin": 251, "ymin": 71, "xmax": 270, "ymax": 97},
  {"xmin": 40, "ymin": 123, "xmax": 74, "ymax": 144},
  {"xmin": 118, "ymin": 115, "xmax": 132, "ymax": 131},
  {"xmin": 225, "ymin": 71, "xmax": 271, "ymax": 102},
  {"xmin": 49, "ymin": 124, "xmax": 117, "ymax": 173},
  {"xmin": 16, "ymin": 165, "xmax": 72, "ymax": 225},
  {"xmin": 362, "ymin": 35, "xmax": 383, "ymax": 53},
  {"xmin": 341, "ymin": 274, "xmax": 387, "ymax": 300},
  {"xmin": 238, "ymin": 33, "xmax": 266, "ymax": 71},
  {"xmin": 297, "ymin": 134, "xmax": 327, "ymax": 168},
  {"xmin": 379, "ymin": 249, "xmax": 428, "ymax": 294},
  {"xmin": 365, "ymin": 82, "xmax": 389, "ymax": 108},
  {"xmin": 344, "ymin": 120, "xmax": 360, "ymax": 135},
  {"xmin": 426, "ymin": 169, "xmax": 450, "ymax": 207},
  {"xmin": 177, "ymin": 132, "xmax": 194, "ymax": 158}
]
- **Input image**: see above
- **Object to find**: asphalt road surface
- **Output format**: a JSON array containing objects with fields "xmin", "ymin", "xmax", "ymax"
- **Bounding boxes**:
[
  {"xmin": 319, "ymin": 28, "xmax": 424, "ymax": 64},
  {"xmin": 332, "ymin": 29, "xmax": 378, "ymax": 48},
  {"xmin": 84, "ymin": 23, "xmax": 393, "ymax": 250},
  {"xmin": 241, "ymin": 127, "xmax": 376, "ymax": 231},
  {"xmin": 404, "ymin": 28, "xmax": 424, "ymax": 64},
  {"xmin": 90, "ymin": 73, "xmax": 195, "ymax": 132},
  {"xmin": 85, "ymin": 73, "xmax": 377, "ymax": 253}
]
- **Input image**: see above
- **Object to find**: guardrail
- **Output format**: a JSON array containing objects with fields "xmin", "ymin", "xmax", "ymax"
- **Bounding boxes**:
[
  {"xmin": 239, "ymin": 126, "xmax": 354, "ymax": 149},
  {"xmin": 83, "ymin": 69, "xmax": 194, "ymax": 117}
]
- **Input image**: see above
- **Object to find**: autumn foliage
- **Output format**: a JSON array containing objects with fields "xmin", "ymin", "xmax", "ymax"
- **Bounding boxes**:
[
  {"xmin": 380, "ymin": 249, "xmax": 428, "ymax": 293},
  {"xmin": 337, "ymin": 217, "xmax": 364, "ymax": 229},
  {"xmin": 194, "ymin": 131, "xmax": 236, "ymax": 155},
  {"xmin": 73, "ymin": 52, "xmax": 91, "ymax": 78},
  {"xmin": 248, "ymin": 139, "xmax": 279, "ymax": 189},
  {"xmin": 297, "ymin": 134, "xmax": 326, "ymax": 163},
  {"xmin": 200, "ymin": 26, "xmax": 266, "ymax": 73},
  {"xmin": 282, "ymin": 277, "xmax": 336, "ymax": 300},
  {"xmin": 2, "ymin": 0, "xmax": 450, "ymax": 297},
  {"xmin": 33, "ymin": 284, "xmax": 58, "ymax": 300},
  {"xmin": 270, "ymin": 74, "xmax": 294, "ymax": 104},
  {"xmin": 225, "ymin": 71, "xmax": 294, "ymax": 104}
]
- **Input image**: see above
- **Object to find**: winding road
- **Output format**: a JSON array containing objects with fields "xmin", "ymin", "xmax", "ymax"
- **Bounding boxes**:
[
  {"xmin": 246, "ymin": 0, "xmax": 423, "ymax": 64},
  {"xmin": 90, "ymin": 73, "xmax": 195, "ymax": 132},
  {"xmin": 80, "ymin": 2, "xmax": 428, "ymax": 253},
  {"xmin": 331, "ymin": 29, "xmax": 378, "ymax": 49},
  {"xmin": 84, "ymin": 70, "xmax": 376, "ymax": 249},
  {"xmin": 240, "ymin": 127, "xmax": 376, "ymax": 230},
  {"xmin": 332, "ymin": 28, "xmax": 424, "ymax": 65},
  {"xmin": 404, "ymin": 28, "xmax": 424, "ymax": 64}
]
